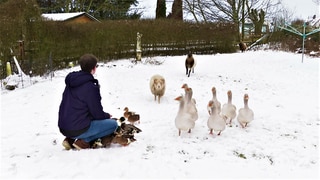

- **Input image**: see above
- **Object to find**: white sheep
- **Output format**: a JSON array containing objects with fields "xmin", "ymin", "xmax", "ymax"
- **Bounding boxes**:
[{"xmin": 150, "ymin": 74, "xmax": 166, "ymax": 104}]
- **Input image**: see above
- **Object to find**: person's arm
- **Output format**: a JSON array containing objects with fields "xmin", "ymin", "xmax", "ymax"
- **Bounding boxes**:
[{"xmin": 86, "ymin": 82, "xmax": 111, "ymax": 120}]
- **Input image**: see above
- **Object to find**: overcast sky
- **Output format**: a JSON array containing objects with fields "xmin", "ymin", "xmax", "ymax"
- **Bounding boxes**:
[
  {"xmin": 282, "ymin": 0, "xmax": 319, "ymax": 19},
  {"xmin": 137, "ymin": 0, "xmax": 319, "ymax": 20}
]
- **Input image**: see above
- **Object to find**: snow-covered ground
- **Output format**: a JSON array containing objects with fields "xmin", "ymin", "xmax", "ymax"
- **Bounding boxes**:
[{"xmin": 1, "ymin": 50, "xmax": 319, "ymax": 179}]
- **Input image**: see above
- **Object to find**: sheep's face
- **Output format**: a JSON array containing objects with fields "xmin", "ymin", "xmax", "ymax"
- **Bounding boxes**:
[{"xmin": 153, "ymin": 79, "xmax": 165, "ymax": 90}]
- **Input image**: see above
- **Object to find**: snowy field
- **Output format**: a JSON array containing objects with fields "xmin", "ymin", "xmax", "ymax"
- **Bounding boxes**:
[{"xmin": 1, "ymin": 50, "xmax": 319, "ymax": 179}]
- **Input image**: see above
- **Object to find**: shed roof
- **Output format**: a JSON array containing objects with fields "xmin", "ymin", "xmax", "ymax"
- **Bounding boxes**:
[{"xmin": 41, "ymin": 12, "xmax": 100, "ymax": 22}]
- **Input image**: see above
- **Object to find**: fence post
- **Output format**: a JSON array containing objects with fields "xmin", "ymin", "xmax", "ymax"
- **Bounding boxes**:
[
  {"xmin": 136, "ymin": 32, "xmax": 142, "ymax": 61},
  {"xmin": 68, "ymin": 62, "xmax": 74, "ymax": 68},
  {"xmin": 6, "ymin": 62, "xmax": 12, "ymax": 77}
]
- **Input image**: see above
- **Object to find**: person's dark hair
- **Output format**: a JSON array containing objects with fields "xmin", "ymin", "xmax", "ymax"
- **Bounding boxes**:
[{"xmin": 79, "ymin": 54, "xmax": 98, "ymax": 73}]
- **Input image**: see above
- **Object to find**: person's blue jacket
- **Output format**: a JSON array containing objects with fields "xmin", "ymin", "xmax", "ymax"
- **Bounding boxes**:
[{"xmin": 58, "ymin": 71, "xmax": 111, "ymax": 137}]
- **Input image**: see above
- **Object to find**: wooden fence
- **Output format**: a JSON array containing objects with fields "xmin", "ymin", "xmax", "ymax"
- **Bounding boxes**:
[{"xmin": 1, "ymin": 19, "xmax": 238, "ymax": 77}]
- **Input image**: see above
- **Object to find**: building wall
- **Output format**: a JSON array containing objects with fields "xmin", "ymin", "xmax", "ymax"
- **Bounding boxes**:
[{"xmin": 66, "ymin": 15, "xmax": 94, "ymax": 23}]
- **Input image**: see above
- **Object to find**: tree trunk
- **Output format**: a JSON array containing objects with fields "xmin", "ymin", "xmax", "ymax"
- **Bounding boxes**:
[
  {"xmin": 248, "ymin": 9, "xmax": 265, "ymax": 36},
  {"xmin": 156, "ymin": 0, "xmax": 166, "ymax": 19},
  {"xmin": 241, "ymin": 0, "xmax": 245, "ymax": 41},
  {"xmin": 169, "ymin": 0, "xmax": 183, "ymax": 20}
]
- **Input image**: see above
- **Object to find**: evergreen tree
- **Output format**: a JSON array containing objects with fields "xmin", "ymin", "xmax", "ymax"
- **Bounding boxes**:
[
  {"xmin": 156, "ymin": 0, "xmax": 166, "ymax": 19},
  {"xmin": 168, "ymin": 0, "xmax": 182, "ymax": 20}
]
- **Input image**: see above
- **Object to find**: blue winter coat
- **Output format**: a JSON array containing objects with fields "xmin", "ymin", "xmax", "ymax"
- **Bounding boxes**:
[{"xmin": 58, "ymin": 71, "xmax": 111, "ymax": 137}]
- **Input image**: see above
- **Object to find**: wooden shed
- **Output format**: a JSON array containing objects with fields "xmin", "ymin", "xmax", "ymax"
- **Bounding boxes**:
[{"xmin": 41, "ymin": 12, "xmax": 100, "ymax": 23}]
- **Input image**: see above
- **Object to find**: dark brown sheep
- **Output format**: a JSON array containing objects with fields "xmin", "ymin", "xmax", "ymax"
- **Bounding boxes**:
[
  {"xmin": 185, "ymin": 52, "xmax": 196, "ymax": 77},
  {"xmin": 239, "ymin": 42, "xmax": 247, "ymax": 52}
]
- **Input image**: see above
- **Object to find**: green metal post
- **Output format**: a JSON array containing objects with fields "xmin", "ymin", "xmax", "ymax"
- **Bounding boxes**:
[
  {"xmin": 301, "ymin": 22, "xmax": 306, "ymax": 63},
  {"xmin": 279, "ymin": 21, "xmax": 320, "ymax": 63}
]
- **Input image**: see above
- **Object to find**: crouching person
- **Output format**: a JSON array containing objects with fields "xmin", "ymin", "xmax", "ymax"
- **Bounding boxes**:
[{"xmin": 58, "ymin": 54, "xmax": 118, "ymax": 150}]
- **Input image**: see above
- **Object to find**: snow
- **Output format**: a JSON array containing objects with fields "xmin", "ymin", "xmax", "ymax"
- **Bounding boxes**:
[
  {"xmin": 42, "ymin": 12, "xmax": 86, "ymax": 21},
  {"xmin": 1, "ymin": 50, "xmax": 319, "ymax": 179}
]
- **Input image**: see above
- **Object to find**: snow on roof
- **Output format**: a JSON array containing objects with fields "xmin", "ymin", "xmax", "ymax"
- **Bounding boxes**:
[
  {"xmin": 41, "ymin": 12, "xmax": 100, "ymax": 22},
  {"xmin": 42, "ymin": 12, "xmax": 85, "ymax": 21}
]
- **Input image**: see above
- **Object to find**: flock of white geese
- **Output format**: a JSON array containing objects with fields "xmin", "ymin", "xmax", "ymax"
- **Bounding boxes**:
[{"xmin": 175, "ymin": 83, "xmax": 254, "ymax": 136}]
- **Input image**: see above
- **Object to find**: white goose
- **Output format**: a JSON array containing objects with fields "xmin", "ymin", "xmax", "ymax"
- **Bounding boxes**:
[
  {"xmin": 207, "ymin": 86, "xmax": 221, "ymax": 115},
  {"xmin": 185, "ymin": 87, "xmax": 198, "ymax": 122},
  {"xmin": 221, "ymin": 90, "xmax": 237, "ymax": 126},
  {"xmin": 181, "ymin": 83, "xmax": 196, "ymax": 104},
  {"xmin": 237, "ymin": 94, "xmax": 254, "ymax": 128},
  {"xmin": 174, "ymin": 95, "xmax": 195, "ymax": 136},
  {"xmin": 207, "ymin": 100, "xmax": 226, "ymax": 135}
]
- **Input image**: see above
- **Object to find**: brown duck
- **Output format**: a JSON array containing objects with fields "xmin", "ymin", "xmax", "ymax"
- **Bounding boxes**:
[
  {"xmin": 112, "ymin": 133, "xmax": 131, "ymax": 146},
  {"xmin": 123, "ymin": 107, "xmax": 140, "ymax": 124}
]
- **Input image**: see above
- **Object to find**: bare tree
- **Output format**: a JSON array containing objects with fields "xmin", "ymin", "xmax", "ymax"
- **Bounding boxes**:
[
  {"xmin": 184, "ymin": 0, "xmax": 208, "ymax": 23},
  {"xmin": 270, "ymin": 2, "xmax": 294, "ymax": 31},
  {"xmin": 184, "ymin": 0, "xmax": 199, "ymax": 22},
  {"xmin": 183, "ymin": 0, "xmax": 281, "ymax": 40},
  {"xmin": 248, "ymin": 9, "xmax": 265, "ymax": 36}
]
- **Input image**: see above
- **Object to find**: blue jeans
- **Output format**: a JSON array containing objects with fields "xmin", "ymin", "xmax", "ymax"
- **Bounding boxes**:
[{"xmin": 74, "ymin": 119, "xmax": 118, "ymax": 143}]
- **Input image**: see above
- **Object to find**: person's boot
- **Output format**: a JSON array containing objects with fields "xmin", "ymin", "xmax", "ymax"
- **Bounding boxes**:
[
  {"xmin": 62, "ymin": 137, "xmax": 75, "ymax": 150},
  {"xmin": 72, "ymin": 139, "xmax": 90, "ymax": 150}
]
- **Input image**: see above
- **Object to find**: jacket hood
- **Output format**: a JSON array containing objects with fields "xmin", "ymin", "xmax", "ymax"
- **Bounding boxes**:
[{"xmin": 65, "ymin": 71, "xmax": 94, "ymax": 88}]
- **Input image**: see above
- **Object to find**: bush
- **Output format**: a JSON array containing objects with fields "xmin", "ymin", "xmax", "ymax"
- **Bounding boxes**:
[
  {"xmin": 1, "ymin": 17, "xmax": 238, "ymax": 76},
  {"xmin": 0, "ymin": 0, "xmax": 237, "ymax": 77}
]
